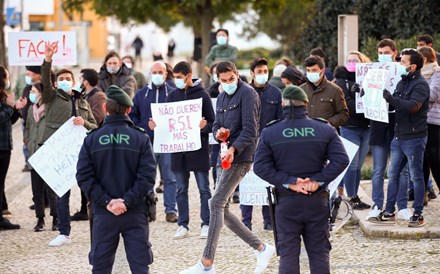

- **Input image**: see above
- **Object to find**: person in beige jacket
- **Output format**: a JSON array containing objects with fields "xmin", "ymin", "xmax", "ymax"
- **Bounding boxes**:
[{"xmin": 300, "ymin": 56, "xmax": 349, "ymax": 128}]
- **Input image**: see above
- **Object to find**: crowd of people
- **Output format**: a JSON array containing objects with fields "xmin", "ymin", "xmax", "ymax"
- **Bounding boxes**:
[{"xmin": 0, "ymin": 29, "xmax": 439, "ymax": 273}]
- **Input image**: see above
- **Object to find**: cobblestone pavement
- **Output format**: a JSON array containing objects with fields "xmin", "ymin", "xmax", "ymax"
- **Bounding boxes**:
[{"xmin": 2, "ymin": 124, "xmax": 440, "ymax": 274}]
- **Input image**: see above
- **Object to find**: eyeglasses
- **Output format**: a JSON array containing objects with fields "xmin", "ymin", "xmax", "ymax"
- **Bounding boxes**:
[{"xmin": 347, "ymin": 59, "xmax": 360, "ymax": 63}]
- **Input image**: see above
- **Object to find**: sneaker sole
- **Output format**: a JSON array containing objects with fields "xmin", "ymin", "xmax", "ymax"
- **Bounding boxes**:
[
  {"xmin": 367, "ymin": 218, "xmax": 396, "ymax": 224},
  {"xmin": 408, "ymin": 222, "xmax": 425, "ymax": 228},
  {"xmin": 172, "ymin": 234, "xmax": 189, "ymax": 239}
]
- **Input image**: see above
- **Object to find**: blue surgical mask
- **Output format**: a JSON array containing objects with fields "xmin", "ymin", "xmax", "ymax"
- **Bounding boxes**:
[
  {"xmin": 222, "ymin": 81, "xmax": 237, "ymax": 95},
  {"xmin": 378, "ymin": 54, "xmax": 393, "ymax": 63},
  {"xmin": 57, "ymin": 80, "xmax": 73, "ymax": 92},
  {"xmin": 306, "ymin": 71, "xmax": 321, "ymax": 83},
  {"xmin": 217, "ymin": 36, "xmax": 227, "ymax": 46},
  {"xmin": 175, "ymin": 78, "xmax": 187, "ymax": 89},
  {"xmin": 29, "ymin": 93, "xmax": 39, "ymax": 104},
  {"xmin": 25, "ymin": 75, "xmax": 33, "ymax": 86},
  {"xmin": 151, "ymin": 74, "xmax": 165, "ymax": 86},
  {"xmin": 398, "ymin": 64, "xmax": 409, "ymax": 76},
  {"xmin": 213, "ymin": 75, "xmax": 218, "ymax": 82},
  {"xmin": 73, "ymin": 82, "xmax": 82, "ymax": 92},
  {"xmin": 107, "ymin": 66, "xmax": 120, "ymax": 74},
  {"xmin": 255, "ymin": 74, "xmax": 268, "ymax": 85}
]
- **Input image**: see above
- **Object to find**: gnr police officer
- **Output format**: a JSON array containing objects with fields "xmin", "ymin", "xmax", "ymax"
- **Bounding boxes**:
[
  {"xmin": 76, "ymin": 85, "xmax": 156, "ymax": 274},
  {"xmin": 253, "ymin": 86, "xmax": 349, "ymax": 274}
]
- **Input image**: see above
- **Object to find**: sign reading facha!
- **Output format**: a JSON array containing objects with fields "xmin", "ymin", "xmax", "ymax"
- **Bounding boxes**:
[{"xmin": 151, "ymin": 98, "xmax": 203, "ymax": 153}]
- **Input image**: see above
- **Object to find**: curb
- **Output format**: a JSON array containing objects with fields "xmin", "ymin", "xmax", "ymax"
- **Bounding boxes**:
[{"xmin": 353, "ymin": 181, "xmax": 440, "ymax": 239}]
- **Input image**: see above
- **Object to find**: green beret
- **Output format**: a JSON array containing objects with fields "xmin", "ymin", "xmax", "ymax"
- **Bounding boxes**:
[
  {"xmin": 282, "ymin": 85, "xmax": 309, "ymax": 103},
  {"xmin": 106, "ymin": 85, "xmax": 133, "ymax": 107}
]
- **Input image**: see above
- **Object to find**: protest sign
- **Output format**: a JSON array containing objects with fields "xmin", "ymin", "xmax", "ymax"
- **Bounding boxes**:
[
  {"xmin": 361, "ymin": 69, "xmax": 390, "ymax": 123},
  {"xmin": 239, "ymin": 170, "xmax": 272, "ymax": 206},
  {"xmin": 355, "ymin": 62, "xmax": 399, "ymax": 113},
  {"xmin": 209, "ymin": 98, "xmax": 217, "ymax": 145},
  {"xmin": 151, "ymin": 98, "xmax": 203, "ymax": 153},
  {"xmin": 8, "ymin": 31, "xmax": 77, "ymax": 65},
  {"xmin": 328, "ymin": 136, "xmax": 359, "ymax": 197},
  {"xmin": 28, "ymin": 117, "xmax": 87, "ymax": 197}
]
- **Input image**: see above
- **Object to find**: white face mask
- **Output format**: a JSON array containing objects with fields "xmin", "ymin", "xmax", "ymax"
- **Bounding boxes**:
[
  {"xmin": 306, "ymin": 71, "xmax": 321, "ymax": 83},
  {"xmin": 124, "ymin": 62, "xmax": 133, "ymax": 69},
  {"xmin": 5, "ymin": 80, "xmax": 10, "ymax": 90}
]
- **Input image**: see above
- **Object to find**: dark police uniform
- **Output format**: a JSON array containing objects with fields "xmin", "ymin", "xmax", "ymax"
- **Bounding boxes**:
[
  {"xmin": 76, "ymin": 85, "xmax": 156, "ymax": 274},
  {"xmin": 253, "ymin": 86, "xmax": 349, "ymax": 274}
]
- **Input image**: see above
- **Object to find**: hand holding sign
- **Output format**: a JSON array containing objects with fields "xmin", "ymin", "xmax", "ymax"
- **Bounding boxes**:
[
  {"xmin": 383, "ymin": 89, "xmax": 393, "ymax": 102},
  {"xmin": 199, "ymin": 117, "xmax": 207, "ymax": 129},
  {"xmin": 148, "ymin": 118, "xmax": 156, "ymax": 130}
]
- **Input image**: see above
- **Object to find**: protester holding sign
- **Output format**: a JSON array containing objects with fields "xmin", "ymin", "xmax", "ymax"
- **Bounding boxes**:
[
  {"xmin": 181, "ymin": 61, "xmax": 275, "ymax": 274},
  {"xmin": 41, "ymin": 43, "xmax": 97, "ymax": 246},
  {"xmin": 373, "ymin": 49, "xmax": 429, "ymax": 228},
  {"xmin": 0, "ymin": 65, "xmax": 27, "ymax": 230},
  {"xmin": 253, "ymin": 86, "xmax": 349, "ymax": 274},
  {"xmin": 334, "ymin": 51, "xmax": 372, "ymax": 209},
  {"xmin": 151, "ymin": 61, "xmax": 215, "ymax": 240}
]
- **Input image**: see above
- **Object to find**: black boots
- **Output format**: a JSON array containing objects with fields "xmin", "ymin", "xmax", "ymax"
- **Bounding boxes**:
[{"xmin": 34, "ymin": 218, "xmax": 45, "ymax": 232}]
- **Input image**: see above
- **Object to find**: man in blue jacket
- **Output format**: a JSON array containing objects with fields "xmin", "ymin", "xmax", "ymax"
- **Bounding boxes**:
[
  {"xmin": 181, "ymin": 61, "xmax": 275, "ymax": 274},
  {"xmin": 254, "ymin": 85, "xmax": 349, "ymax": 274},
  {"xmin": 129, "ymin": 61, "xmax": 178, "ymax": 223},
  {"xmin": 241, "ymin": 57, "xmax": 283, "ymax": 231},
  {"xmin": 76, "ymin": 85, "xmax": 156, "ymax": 273},
  {"xmin": 375, "ymin": 49, "xmax": 430, "ymax": 227}
]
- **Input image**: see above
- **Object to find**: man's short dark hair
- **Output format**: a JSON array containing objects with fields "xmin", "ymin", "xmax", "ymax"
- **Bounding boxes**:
[
  {"xmin": 216, "ymin": 61, "xmax": 237, "ymax": 76},
  {"xmin": 106, "ymin": 99, "xmax": 129, "ymax": 115},
  {"xmin": 216, "ymin": 28, "xmax": 229, "ymax": 36},
  {"xmin": 56, "ymin": 68, "xmax": 75, "ymax": 81},
  {"xmin": 417, "ymin": 34, "xmax": 434, "ymax": 45},
  {"xmin": 173, "ymin": 61, "xmax": 192, "ymax": 75},
  {"xmin": 401, "ymin": 49, "xmax": 424, "ymax": 71},
  {"xmin": 310, "ymin": 47, "xmax": 326, "ymax": 59},
  {"xmin": 80, "ymin": 68, "xmax": 99, "ymax": 86},
  {"xmin": 377, "ymin": 38, "xmax": 397, "ymax": 51},
  {"xmin": 250, "ymin": 58, "xmax": 268, "ymax": 72},
  {"xmin": 304, "ymin": 56, "xmax": 325, "ymax": 69}
]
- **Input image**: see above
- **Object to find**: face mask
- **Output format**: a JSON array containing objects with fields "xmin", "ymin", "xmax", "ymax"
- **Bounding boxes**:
[
  {"xmin": 57, "ymin": 80, "xmax": 73, "ymax": 92},
  {"xmin": 25, "ymin": 75, "xmax": 33, "ymax": 86},
  {"xmin": 29, "ymin": 93, "xmax": 39, "ymax": 104},
  {"xmin": 213, "ymin": 75, "xmax": 218, "ymax": 82},
  {"xmin": 346, "ymin": 62, "xmax": 356, "ymax": 72},
  {"xmin": 73, "ymin": 82, "xmax": 83, "ymax": 91},
  {"xmin": 217, "ymin": 36, "xmax": 227, "ymax": 46},
  {"xmin": 222, "ymin": 81, "xmax": 238, "ymax": 95},
  {"xmin": 124, "ymin": 62, "xmax": 133, "ymax": 69},
  {"xmin": 378, "ymin": 54, "xmax": 393, "ymax": 63},
  {"xmin": 255, "ymin": 74, "xmax": 269, "ymax": 85},
  {"xmin": 151, "ymin": 74, "xmax": 165, "ymax": 86},
  {"xmin": 175, "ymin": 78, "xmax": 187, "ymax": 89},
  {"xmin": 107, "ymin": 66, "xmax": 120, "ymax": 74},
  {"xmin": 398, "ymin": 64, "xmax": 410, "ymax": 76},
  {"xmin": 307, "ymin": 71, "xmax": 321, "ymax": 83}
]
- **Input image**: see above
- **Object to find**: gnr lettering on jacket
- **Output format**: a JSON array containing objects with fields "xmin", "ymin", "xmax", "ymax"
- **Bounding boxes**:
[
  {"xmin": 282, "ymin": 127, "xmax": 315, "ymax": 138},
  {"xmin": 99, "ymin": 134, "xmax": 130, "ymax": 145}
]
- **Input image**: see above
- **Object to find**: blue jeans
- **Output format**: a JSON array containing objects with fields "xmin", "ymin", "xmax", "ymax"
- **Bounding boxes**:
[
  {"xmin": 340, "ymin": 127, "xmax": 370, "ymax": 197},
  {"xmin": 203, "ymin": 162, "xmax": 261, "ymax": 260},
  {"xmin": 175, "ymin": 164, "xmax": 211, "ymax": 228},
  {"xmin": 240, "ymin": 205, "xmax": 271, "ymax": 227},
  {"xmin": 155, "ymin": 153, "xmax": 177, "ymax": 214},
  {"xmin": 385, "ymin": 137, "xmax": 427, "ymax": 215},
  {"xmin": 371, "ymin": 142, "xmax": 409, "ymax": 210},
  {"xmin": 56, "ymin": 190, "xmax": 71, "ymax": 236}
]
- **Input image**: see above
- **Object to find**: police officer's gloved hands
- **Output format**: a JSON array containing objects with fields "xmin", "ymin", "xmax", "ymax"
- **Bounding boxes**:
[{"xmin": 383, "ymin": 89, "xmax": 393, "ymax": 102}]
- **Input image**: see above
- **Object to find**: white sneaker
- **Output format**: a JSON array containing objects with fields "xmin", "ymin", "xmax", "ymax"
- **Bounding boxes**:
[
  {"xmin": 180, "ymin": 260, "xmax": 216, "ymax": 274},
  {"xmin": 366, "ymin": 205, "xmax": 381, "ymax": 221},
  {"xmin": 254, "ymin": 243, "xmax": 275, "ymax": 274},
  {"xmin": 398, "ymin": 208, "xmax": 412, "ymax": 221},
  {"xmin": 48, "ymin": 235, "xmax": 71, "ymax": 247},
  {"xmin": 200, "ymin": 225, "xmax": 209, "ymax": 239},
  {"xmin": 173, "ymin": 225, "xmax": 189, "ymax": 239}
]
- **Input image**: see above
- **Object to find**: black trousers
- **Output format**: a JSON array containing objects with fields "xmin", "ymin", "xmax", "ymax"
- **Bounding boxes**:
[
  {"xmin": 276, "ymin": 192, "xmax": 331, "ymax": 274},
  {"xmin": 423, "ymin": 124, "xmax": 440, "ymax": 190},
  {"xmin": 31, "ymin": 169, "xmax": 57, "ymax": 218},
  {"xmin": 90, "ymin": 212, "xmax": 153, "ymax": 274},
  {"xmin": 0, "ymin": 151, "xmax": 11, "ymax": 221}
]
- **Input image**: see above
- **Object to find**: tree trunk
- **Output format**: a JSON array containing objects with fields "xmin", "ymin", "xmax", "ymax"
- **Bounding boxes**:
[
  {"xmin": 0, "ymin": 0, "xmax": 8, "ymax": 68},
  {"xmin": 199, "ymin": 10, "xmax": 214, "ymax": 86}
]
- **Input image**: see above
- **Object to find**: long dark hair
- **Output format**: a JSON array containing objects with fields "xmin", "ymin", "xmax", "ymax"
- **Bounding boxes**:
[{"xmin": 0, "ymin": 66, "xmax": 8, "ymax": 101}]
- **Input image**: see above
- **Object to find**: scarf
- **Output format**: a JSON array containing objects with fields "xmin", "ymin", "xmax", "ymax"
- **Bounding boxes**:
[
  {"xmin": 33, "ymin": 103, "xmax": 45, "ymax": 123},
  {"xmin": 421, "ymin": 62, "xmax": 439, "ymax": 80}
]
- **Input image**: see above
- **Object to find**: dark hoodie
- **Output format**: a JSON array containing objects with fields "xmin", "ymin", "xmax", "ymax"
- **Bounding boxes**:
[
  {"xmin": 334, "ymin": 66, "xmax": 370, "ymax": 128},
  {"xmin": 166, "ymin": 79, "xmax": 215, "ymax": 172}
]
